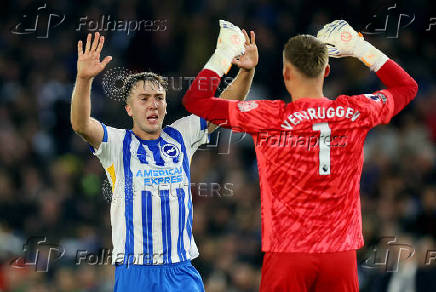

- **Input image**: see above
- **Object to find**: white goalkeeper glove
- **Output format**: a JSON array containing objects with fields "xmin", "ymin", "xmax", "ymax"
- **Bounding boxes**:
[
  {"xmin": 317, "ymin": 20, "xmax": 388, "ymax": 72},
  {"xmin": 204, "ymin": 20, "xmax": 245, "ymax": 76}
]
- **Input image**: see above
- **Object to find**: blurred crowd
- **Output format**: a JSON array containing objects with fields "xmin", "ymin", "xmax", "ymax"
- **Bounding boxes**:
[{"xmin": 0, "ymin": 0, "xmax": 435, "ymax": 291}]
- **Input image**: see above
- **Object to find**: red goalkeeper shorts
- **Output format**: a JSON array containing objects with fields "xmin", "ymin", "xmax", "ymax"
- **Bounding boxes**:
[{"xmin": 260, "ymin": 250, "xmax": 359, "ymax": 292}]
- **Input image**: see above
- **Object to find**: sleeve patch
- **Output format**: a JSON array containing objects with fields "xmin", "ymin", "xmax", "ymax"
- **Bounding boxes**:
[
  {"xmin": 237, "ymin": 100, "xmax": 258, "ymax": 112},
  {"xmin": 364, "ymin": 94, "xmax": 383, "ymax": 104},
  {"xmin": 376, "ymin": 92, "xmax": 387, "ymax": 104}
]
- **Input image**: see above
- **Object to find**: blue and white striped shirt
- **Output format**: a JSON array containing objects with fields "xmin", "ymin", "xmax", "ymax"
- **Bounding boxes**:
[{"xmin": 91, "ymin": 115, "xmax": 208, "ymax": 265}]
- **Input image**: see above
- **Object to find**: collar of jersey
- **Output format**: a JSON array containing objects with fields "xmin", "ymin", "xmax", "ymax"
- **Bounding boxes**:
[
  {"xmin": 129, "ymin": 129, "xmax": 161, "ymax": 145},
  {"xmin": 291, "ymin": 96, "xmax": 330, "ymax": 103}
]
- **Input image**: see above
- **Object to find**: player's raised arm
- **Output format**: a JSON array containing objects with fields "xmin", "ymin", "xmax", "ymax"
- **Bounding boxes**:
[
  {"xmin": 220, "ymin": 29, "xmax": 257, "ymax": 101},
  {"xmin": 208, "ymin": 29, "xmax": 258, "ymax": 132},
  {"xmin": 71, "ymin": 32, "xmax": 112, "ymax": 149},
  {"xmin": 182, "ymin": 20, "xmax": 245, "ymax": 126},
  {"xmin": 317, "ymin": 20, "xmax": 418, "ymax": 121},
  {"xmin": 183, "ymin": 20, "xmax": 283, "ymax": 133}
]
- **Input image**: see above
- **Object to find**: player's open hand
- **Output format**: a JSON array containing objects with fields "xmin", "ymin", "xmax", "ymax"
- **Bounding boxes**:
[
  {"xmin": 232, "ymin": 30, "xmax": 258, "ymax": 70},
  {"xmin": 77, "ymin": 32, "xmax": 112, "ymax": 79}
]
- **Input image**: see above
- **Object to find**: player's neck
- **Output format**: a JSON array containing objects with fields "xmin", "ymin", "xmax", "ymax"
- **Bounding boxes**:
[
  {"xmin": 132, "ymin": 126, "xmax": 161, "ymax": 140},
  {"xmin": 290, "ymin": 87, "xmax": 325, "ymax": 102},
  {"xmin": 287, "ymin": 77, "xmax": 325, "ymax": 102}
]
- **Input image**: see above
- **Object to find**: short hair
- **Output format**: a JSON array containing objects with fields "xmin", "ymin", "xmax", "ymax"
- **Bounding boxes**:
[
  {"xmin": 123, "ymin": 72, "xmax": 168, "ymax": 103},
  {"xmin": 283, "ymin": 35, "xmax": 328, "ymax": 78}
]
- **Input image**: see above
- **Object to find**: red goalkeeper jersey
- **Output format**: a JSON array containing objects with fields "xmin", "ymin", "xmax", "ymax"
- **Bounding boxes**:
[
  {"xmin": 228, "ymin": 93, "xmax": 392, "ymax": 252},
  {"xmin": 183, "ymin": 60, "xmax": 417, "ymax": 253}
]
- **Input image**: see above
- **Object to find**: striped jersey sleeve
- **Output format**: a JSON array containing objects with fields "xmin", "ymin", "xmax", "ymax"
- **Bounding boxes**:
[
  {"xmin": 90, "ymin": 122, "xmax": 125, "ymax": 168},
  {"xmin": 168, "ymin": 114, "xmax": 209, "ymax": 154}
]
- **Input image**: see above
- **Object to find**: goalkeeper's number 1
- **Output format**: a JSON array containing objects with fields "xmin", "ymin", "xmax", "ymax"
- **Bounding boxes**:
[{"xmin": 313, "ymin": 123, "xmax": 331, "ymax": 175}]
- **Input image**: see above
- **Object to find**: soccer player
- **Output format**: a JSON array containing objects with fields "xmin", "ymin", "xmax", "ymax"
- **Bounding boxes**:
[
  {"xmin": 183, "ymin": 20, "xmax": 418, "ymax": 291},
  {"xmin": 70, "ymin": 21, "xmax": 258, "ymax": 291}
]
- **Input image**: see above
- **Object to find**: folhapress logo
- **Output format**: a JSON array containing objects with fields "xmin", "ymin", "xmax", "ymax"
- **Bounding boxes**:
[
  {"xmin": 362, "ymin": 3, "xmax": 436, "ymax": 38},
  {"xmin": 11, "ymin": 2, "xmax": 167, "ymax": 38},
  {"xmin": 361, "ymin": 237, "xmax": 415, "ymax": 272},
  {"xmin": 10, "ymin": 236, "xmax": 65, "ymax": 272},
  {"xmin": 11, "ymin": 3, "xmax": 65, "ymax": 38}
]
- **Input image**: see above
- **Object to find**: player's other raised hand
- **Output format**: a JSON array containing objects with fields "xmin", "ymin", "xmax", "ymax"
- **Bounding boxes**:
[
  {"xmin": 204, "ymin": 20, "xmax": 245, "ymax": 76},
  {"xmin": 232, "ymin": 30, "xmax": 258, "ymax": 71},
  {"xmin": 77, "ymin": 32, "xmax": 112, "ymax": 79},
  {"xmin": 317, "ymin": 20, "xmax": 363, "ymax": 58},
  {"xmin": 317, "ymin": 20, "xmax": 388, "ymax": 71}
]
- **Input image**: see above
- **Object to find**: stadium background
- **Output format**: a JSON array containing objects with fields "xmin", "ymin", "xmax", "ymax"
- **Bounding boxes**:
[{"xmin": 0, "ymin": 0, "xmax": 435, "ymax": 291}]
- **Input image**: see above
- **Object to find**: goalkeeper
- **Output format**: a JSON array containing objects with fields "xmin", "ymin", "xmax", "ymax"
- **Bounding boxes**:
[{"xmin": 183, "ymin": 20, "xmax": 418, "ymax": 291}]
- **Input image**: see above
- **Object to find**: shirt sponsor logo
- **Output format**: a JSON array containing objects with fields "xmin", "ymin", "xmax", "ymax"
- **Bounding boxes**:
[
  {"xmin": 237, "ymin": 100, "xmax": 258, "ymax": 112},
  {"xmin": 136, "ymin": 167, "xmax": 184, "ymax": 186}
]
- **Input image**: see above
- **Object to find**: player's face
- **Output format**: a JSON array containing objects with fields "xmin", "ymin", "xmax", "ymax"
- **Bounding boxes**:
[{"xmin": 125, "ymin": 80, "xmax": 167, "ymax": 135}]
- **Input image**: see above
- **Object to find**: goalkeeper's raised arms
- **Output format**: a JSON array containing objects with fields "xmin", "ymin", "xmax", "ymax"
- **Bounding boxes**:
[
  {"xmin": 317, "ymin": 20, "xmax": 388, "ymax": 72},
  {"xmin": 204, "ymin": 20, "xmax": 245, "ymax": 76},
  {"xmin": 317, "ymin": 20, "xmax": 418, "ymax": 116}
]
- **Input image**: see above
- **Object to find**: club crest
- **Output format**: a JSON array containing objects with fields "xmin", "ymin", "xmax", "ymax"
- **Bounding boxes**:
[
  {"xmin": 237, "ymin": 100, "xmax": 258, "ymax": 112},
  {"xmin": 161, "ymin": 143, "xmax": 180, "ymax": 159}
]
